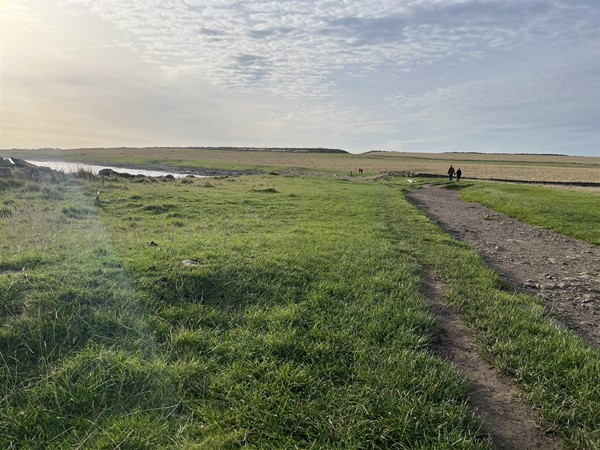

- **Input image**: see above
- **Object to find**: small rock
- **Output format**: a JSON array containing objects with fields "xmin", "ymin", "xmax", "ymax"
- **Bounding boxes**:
[
  {"xmin": 182, "ymin": 259, "xmax": 201, "ymax": 266},
  {"xmin": 540, "ymin": 284, "xmax": 557, "ymax": 290},
  {"xmin": 581, "ymin": 294, "xmax": 595, "ymax": 303}
]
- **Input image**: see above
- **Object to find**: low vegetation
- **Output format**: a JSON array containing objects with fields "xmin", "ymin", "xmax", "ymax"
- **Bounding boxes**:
[
  {"xmin": 0, "ymin": 170, "xmax": 598, "ymax": 448},
  {"xmin": 457, "ymin": 182, "xmax": 600, "ymax": 245},
  {"xmin": 3, "ymin": 147, "xmax": 600, "ymax": 183}
]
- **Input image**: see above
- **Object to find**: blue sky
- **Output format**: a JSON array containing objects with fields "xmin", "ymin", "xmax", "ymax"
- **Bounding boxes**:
[{"xmin": 1, "ymin": 0, "xmax": 599, "ymax": 155}]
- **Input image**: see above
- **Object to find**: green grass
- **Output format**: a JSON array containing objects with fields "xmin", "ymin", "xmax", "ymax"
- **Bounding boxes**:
[
  {"xmin": 0, "ymin": 174, "xmax": 489, "ymax": 448},
  {"xmin": 382, "ymin": 202, "xmax": 600, "ymax": 448},
  {"xmin": 0, "ymin": 172, "xmax": 598, "ymax": 448},
  {"xmin": 457, "ymin": 182, "xmax": 600, "ymax": 245}
]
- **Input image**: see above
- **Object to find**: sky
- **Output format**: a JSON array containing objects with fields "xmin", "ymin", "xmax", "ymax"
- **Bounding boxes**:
[{"xmin": 1, "ymin": 0, "xmax": 599, "ymax": 156}]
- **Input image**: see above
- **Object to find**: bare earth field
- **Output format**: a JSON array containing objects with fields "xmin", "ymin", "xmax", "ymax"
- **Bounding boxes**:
[{"xmin": 2, "ymin": 147, "xmax": 599, "ymax": 183}]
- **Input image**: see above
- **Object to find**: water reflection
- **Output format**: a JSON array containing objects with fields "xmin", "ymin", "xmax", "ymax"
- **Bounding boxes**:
[{"xmin": 25, "ymin": 160, "xmax": 194, "ymax": 178}]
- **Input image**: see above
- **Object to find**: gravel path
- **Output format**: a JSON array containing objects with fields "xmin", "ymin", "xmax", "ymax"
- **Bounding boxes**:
[{"xmin": 408, "ymin": 184, "xmax": 600, "ymax": 349}]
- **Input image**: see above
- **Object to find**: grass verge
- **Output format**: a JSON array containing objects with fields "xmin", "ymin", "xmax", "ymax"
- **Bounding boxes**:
[
  {"xmin": 457, "ymin": 182, "xmax": 600, "ymax": 245},
  {"xmin": 385, "ymin": 186, "xmax": 599, "ymax": 448}
]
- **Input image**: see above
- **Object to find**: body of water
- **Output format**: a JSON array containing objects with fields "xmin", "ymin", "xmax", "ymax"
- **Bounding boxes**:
[{"xmin": 24, "ymin": 160, "xmax": 195, "ymax": 178}]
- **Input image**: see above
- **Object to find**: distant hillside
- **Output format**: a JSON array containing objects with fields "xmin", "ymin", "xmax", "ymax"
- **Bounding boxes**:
[
  {"xmin": 43, "ymin": 146, "xmax": 349, "ymax": 154},
  {"xmin": 176, "ymin": 146, "xmax": 350, "ymax": 154}
]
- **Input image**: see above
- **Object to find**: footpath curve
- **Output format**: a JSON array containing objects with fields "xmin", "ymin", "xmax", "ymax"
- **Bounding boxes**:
[{"xmin": 407, "ymin": 184, "xmax": 600, "ymax": 349}]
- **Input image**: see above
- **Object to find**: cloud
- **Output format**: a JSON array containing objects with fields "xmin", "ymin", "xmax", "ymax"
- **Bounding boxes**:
[
  {"xmin": 59, "ymin": 0, "xmax": 597, "ymax": 100},
  {"xmin": 2, "ymin": 0, "xmax": 598, "ymax": 154}
]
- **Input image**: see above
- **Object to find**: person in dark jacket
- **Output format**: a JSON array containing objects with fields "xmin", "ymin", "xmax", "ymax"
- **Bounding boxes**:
[
  {"xmin": 456, "ymin": 168, "xmax": 462, "ymax": 182},
  {"xmin": 447, "ymin": 165, "xmax": 455, "ymax": 181}
]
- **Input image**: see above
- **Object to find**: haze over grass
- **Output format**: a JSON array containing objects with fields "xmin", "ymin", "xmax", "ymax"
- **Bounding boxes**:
[{"xmin": 0, "ymin": 171, "xmax": 598, "ymax": 448}]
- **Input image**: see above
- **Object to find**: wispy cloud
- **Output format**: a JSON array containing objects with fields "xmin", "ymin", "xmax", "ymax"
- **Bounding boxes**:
[
  {"xmin": 62, "ymin": 0, "xmax": 599, "ymax": 99},
  {"xmin": 2, "ymin": 0, "xmax": 598, "ymax": 154}
]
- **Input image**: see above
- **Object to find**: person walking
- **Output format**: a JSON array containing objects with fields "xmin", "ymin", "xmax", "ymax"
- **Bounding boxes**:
[
  {"xmin": 456, "ymin": 168, "xmax": 462, "ymax": 182},
  {"xmin": 447, "ymin": 165, "xmax": 455, "ymax": 181}
]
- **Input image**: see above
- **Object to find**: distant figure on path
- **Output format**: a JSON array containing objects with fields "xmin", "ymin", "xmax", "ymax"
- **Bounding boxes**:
[
  {"xmin": 456, "ymin": 168, "xmax": 462, "ymax": 182},
  {"xmin": 447, "ymin": 165, "xmax": 455, "ymax": 181},
  {"xmin": 358, "ymin": 168, "xmax": 364, "ymax": 175}
]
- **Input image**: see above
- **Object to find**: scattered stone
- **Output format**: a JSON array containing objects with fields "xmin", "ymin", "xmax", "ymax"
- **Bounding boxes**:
[
  {"xmin": 182, "ymin": 259, "xmax": 201, "ymax": 266},
  {"xmin": 581, "ymin": 294, "xmax": 595, "ymax": 303},
  {"xmin": 540, "ymin": 284, "xmax": 557, "ymax": 290}
]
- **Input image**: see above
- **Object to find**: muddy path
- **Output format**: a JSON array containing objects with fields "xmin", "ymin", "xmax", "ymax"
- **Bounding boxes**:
[{"xmin": 408, "ymin": 184, "xmax": 600, "ymax": 349}]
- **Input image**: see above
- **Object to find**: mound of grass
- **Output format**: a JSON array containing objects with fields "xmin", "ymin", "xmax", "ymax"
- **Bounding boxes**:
[
  {"xmin": 0, "ymin": 252, "xmax": 46, "ymax": 271},
  {"xmin": 62, "ymin": 205, "xmax": 97, "ymax": 219}
]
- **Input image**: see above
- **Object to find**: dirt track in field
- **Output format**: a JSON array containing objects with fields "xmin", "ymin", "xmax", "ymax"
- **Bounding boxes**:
[
  {"xmin": 424, "ymin": 269, "xmax": 560, "ymax": 450},
  {"xmin": 409, "ymin": 184, "xmax": 599, "ymax": 449},
  {"xmin": 408, "ymin": 184, "xmax": 599, "ymax": 349}
]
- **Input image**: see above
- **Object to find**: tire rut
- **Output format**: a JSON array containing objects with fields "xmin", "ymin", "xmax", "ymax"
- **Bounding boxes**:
[{"xmin": 424, "ymin": 268, "xmax": 561, "ymax": 450}]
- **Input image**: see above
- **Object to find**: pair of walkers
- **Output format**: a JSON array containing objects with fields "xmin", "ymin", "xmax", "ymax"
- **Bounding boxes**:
[{"xmin": 447, "ymin": 165, "xmax": 462, "ymax": 181}]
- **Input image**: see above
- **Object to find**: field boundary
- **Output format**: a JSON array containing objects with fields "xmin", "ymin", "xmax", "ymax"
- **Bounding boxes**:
[{"xmin": 385, "ymin": 171, "xmax": 600, "ymax": 187}]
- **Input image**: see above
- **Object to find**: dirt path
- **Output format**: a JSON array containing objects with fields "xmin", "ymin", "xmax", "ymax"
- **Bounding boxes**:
[
  {"xmin": 424, "ymin": 270, "xmax": 560, "ymax": 450},
  {"xmin": 408, "ymin": 184, "xmax": 600, "ymax": 349}
]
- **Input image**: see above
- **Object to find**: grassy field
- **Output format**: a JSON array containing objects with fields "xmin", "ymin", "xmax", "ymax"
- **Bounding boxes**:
[
  {"xmin": 1, "ymin": 169, "xmax": 598, "ymax": 448},
  {"xmin": 3, "ymin": 147, "xmax": 600, "ymax": 183},
  {"xmin": 456, "ymin": 182, "xmax": 600, "ymax": 245}
]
